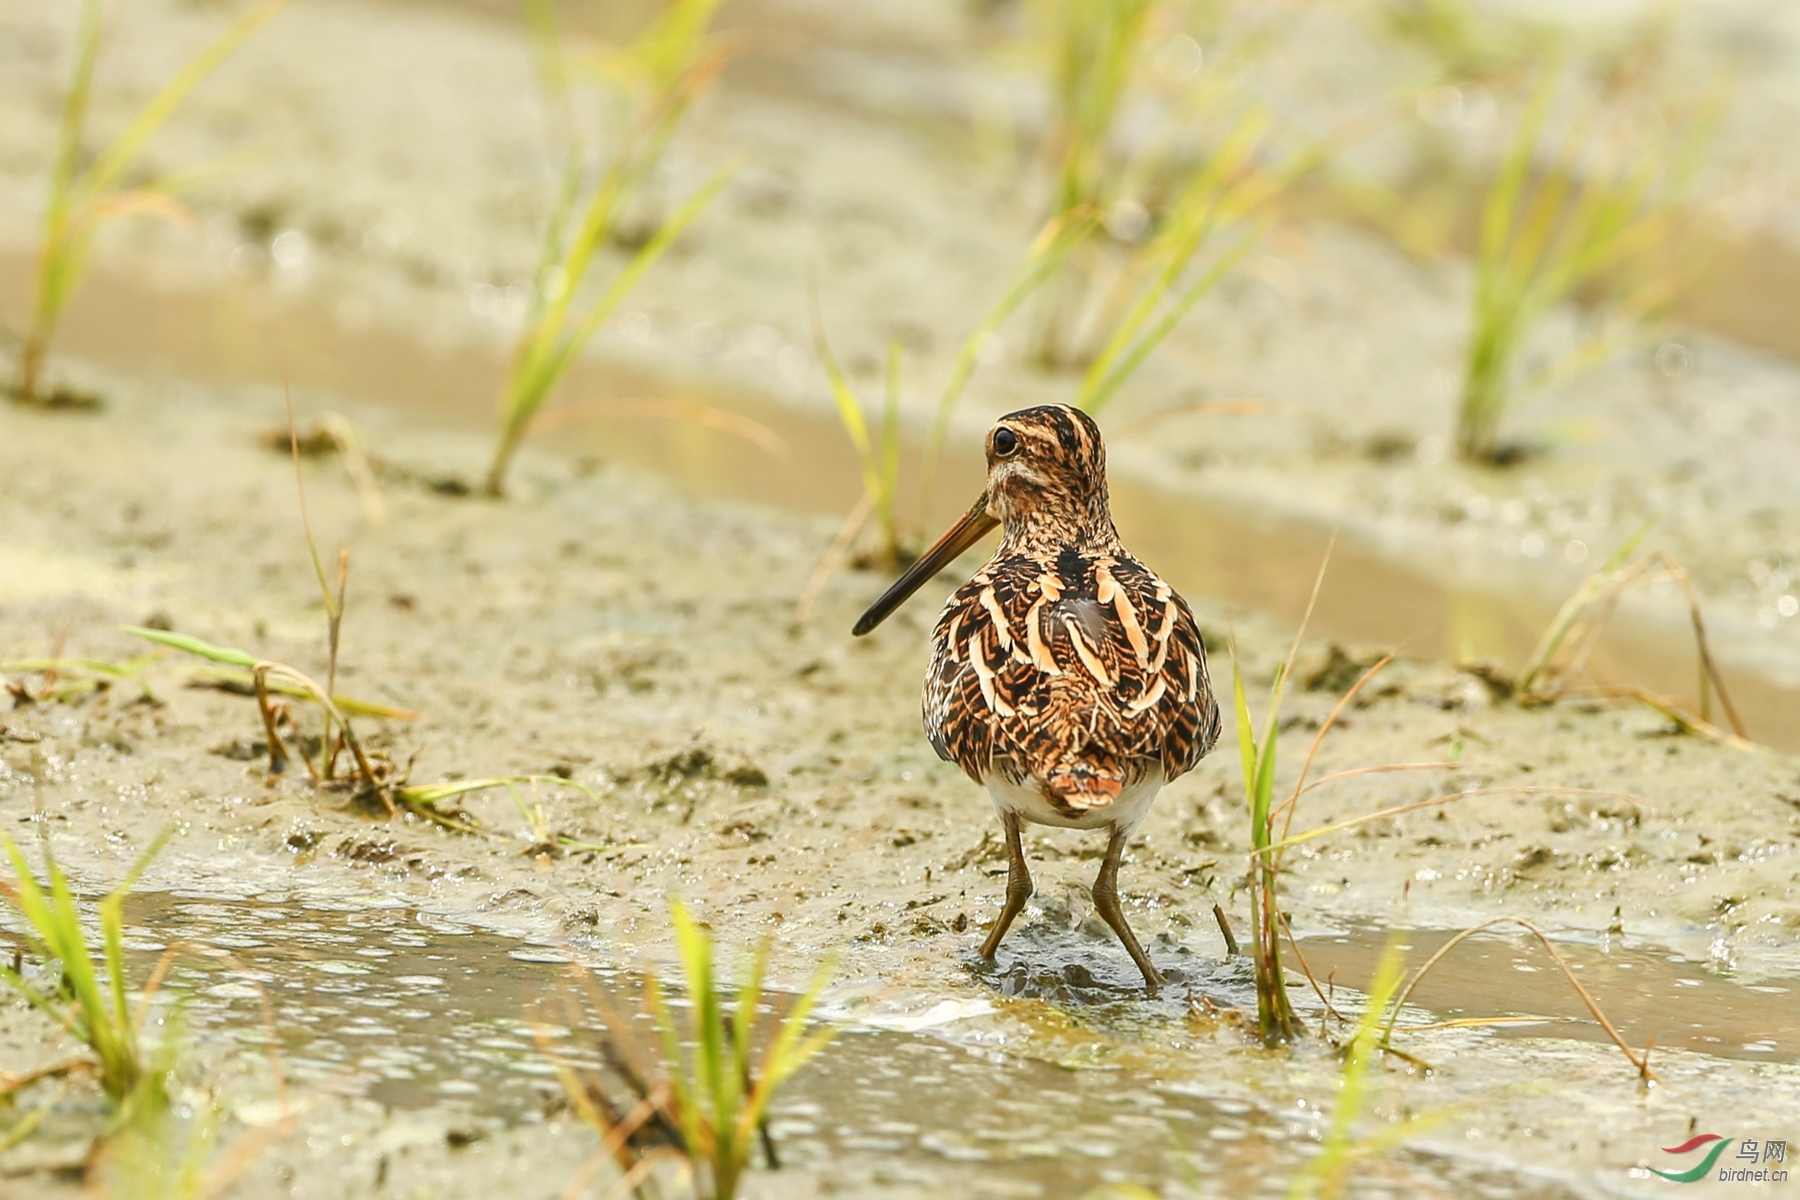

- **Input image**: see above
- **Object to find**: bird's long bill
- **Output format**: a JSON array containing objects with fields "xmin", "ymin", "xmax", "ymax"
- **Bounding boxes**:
[{"xmin": 851, "ymin": 492, "xmax": 999, "ymax": 636}]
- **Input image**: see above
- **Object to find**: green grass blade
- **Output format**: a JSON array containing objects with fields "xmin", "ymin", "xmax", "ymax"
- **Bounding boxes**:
[
  {"xmin": 1229, "ymin": 641, "xmax": 1258, "ymax": 813},
  {"xmin": 545, "ymin": 167, "xmax": 731, "ymax": 390},
  {"xmin": 83, "ymin": 0, "xmax": 293, "ymax": 200},
  {"xmin": 880, "ymin": 338, "xmax": 902, "ymax": 550},
  {"xmin": 809, "ymin": 297, "xmax": 879, "ymax": 499},
  {"xmin": 669, "ymin": 898, "xmax": 727, "ymax": 1150},
  {"xmin": 921, "ymin": 210, "xmax": 1096, "ymax": 501},
  {"xmin": 396, "ymin": 775, "xmax": 598, "ymax": 808},
  {"xmin": 121, "ymin": 626, "xmax": 258, "ymax": 668},
  {"xmin": 1287, "ymin": 938, "xmax": 1407, "ymax": 1198}
]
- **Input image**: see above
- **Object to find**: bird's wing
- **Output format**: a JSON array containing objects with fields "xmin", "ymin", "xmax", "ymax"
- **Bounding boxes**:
[
  {"xmin": 1096, "ymin": 554, "xmax": 1220, "ymax": 782},
  {"xmin": 923, "ymin": 552, "xmax": 1219, "ymax": 788}
]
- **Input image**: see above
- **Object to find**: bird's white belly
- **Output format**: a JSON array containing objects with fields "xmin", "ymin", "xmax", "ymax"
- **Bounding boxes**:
[{"xmin": 984, "ymin": 764, "xmax": 1166, "ymax": 833}]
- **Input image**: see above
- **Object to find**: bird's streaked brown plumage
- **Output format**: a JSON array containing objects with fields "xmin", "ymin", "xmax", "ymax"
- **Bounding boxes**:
[{"xmin": 854, "ymin": 403, "xmax": 1220, "ymax": 994}]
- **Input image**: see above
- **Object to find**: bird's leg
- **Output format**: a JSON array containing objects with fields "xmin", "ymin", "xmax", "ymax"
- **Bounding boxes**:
[
  {"xmin": 979, "ymin": 812, "xmax": 1033, "ymax": 961},
  {"xmin": 1093, "ymin": 826, "xmax": 1164, "ymax": 996}
]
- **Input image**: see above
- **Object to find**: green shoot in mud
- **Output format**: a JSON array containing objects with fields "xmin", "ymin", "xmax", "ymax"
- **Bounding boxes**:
[
  {"xmin": 484, "ymin": 0, "xmax": 731, "ymax": 496},
  {"xmin": 120, "ymin": 624, "xmax": 425, "ymax": 807},
  {"xmin": 0, "ymin": 831, "xmax": 173, "ymax": 1111},
  {"xmin": 543, "ymin": 898, "xmax": 835, "ymax": 1199},
  {"xmin": 1286, "ymin": 941, "xmax": 1417, "ymax": 1200},
  {"xmin": 1457, "ymin": 49, "xmax": 1723, "ymax": 463},
  {"xmin": 1014, "ymin": 0, "xmax": 1322, "ymax": 382},
  {"xmin": 1375, "ymin": 0, "xmax": 1549, "ymax": 85},
  {"xmin": 121, "ymin": 626, "xmax": 593, "ymax": 831},
  {"xmin": 12, "ymin": 0, "xmax": 290, "ymax": 407},
  {"xmin": 100, "ymin": 1076, "xmax": 219, "ymax": 1200},
  {"xmin": 1228, "ymin": 632, "xmax": 1304, "ymax": 1047},
  {"xmin": 917, "ymin": 209, "xmax": 1096, "ymax": 521},
  {"xmin": 1075, "ymin": 111, "xmax": 1320, "ymax": 414},
  {"xmin": 811, "ymin": 295, "xmax": 908, "ymax": 572},
  {"xmin": 801, "ymin": 213, "xmax": 1091, "ymax": 611}
]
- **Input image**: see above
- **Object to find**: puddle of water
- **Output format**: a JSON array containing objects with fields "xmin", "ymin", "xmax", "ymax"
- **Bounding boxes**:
[
  {"xmin": 1301, "ymin": 925, "xmax": 1800, "ymax": 1064},
  {"xmin": 117, "ymin": 891, "xmax": 1607, "ymax": 1198},
  {"xmin": 5, "ymin": 244, "xmax": 1799, "ymax": 752}
]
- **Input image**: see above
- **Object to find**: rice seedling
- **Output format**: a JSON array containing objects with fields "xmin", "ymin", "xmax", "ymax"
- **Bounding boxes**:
[
  {"xmin": 1376, "ymin": 0, "xmax": 1545, "ymax": 85},
  {"xmin": 483, "ymin": 0, "xmax": 732, "ymax": 496},
  {"xmin": 1228, "ymin": 626, "xmax": 1308, "ymax": 1046},
  {"xmin": 796, "ymin": 214, "xmax": 1092, "ymax": 616},
  {"xmin": 811, "ymin": 293, "xmax": 908, "ymax": 572},
  {"xmin": 1013, "ymin": 0, "xmax": 1325, "ymax": 382},
  {"xmin": 100, "ymin": 1072, "xmax": 219, "ymax": 1200},
  {"xmin": 10, "ymin": 0, "xmax": 291, "ymax": 407},
  {"xmin": 1455, "ymin": 50, "xmax": 1724, "ymax": 462},
  {"xmin": 915, "ymin": 208, "xmax": 1098, "ymax": 517},
  {"xmin": 1076, "ymin": 112, "xmax": 1323, "ymax": 414},
  {"xmin": 1225, "ymin": 543, "xmax": 1653, "ymax": 1048},
  {"xmin": 540, "ymin": 897, "xmax": 835, "ymax": 1199},
  {"xmin": 1283, "ymin": 939, "xmax": 1450, "ymax": 1200},
  {"xmin": 122, "ymin": 626, "xmax": 585, "ymax": 829},
  {"xmin": 0, "ymin": 830, "xmax": 173, "ymax": 1111}
]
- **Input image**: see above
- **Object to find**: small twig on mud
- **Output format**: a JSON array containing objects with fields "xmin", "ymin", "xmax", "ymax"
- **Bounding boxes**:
[
  {"xmin": 797, "ymin": 489, "xmax": 875, "ymax": 621},
  {"xmin": 1212, "ymin": 903, "xmax": 1239, "ymax": 958},
  {"xmin": 1379, "ymin": 917, "xmax": 1659, "ymax": 1085},
  {"xmin": 1279, "ymin": 913, "xmax": 1347, "ymax": 1033},
  {"xmin": 1274, "ymin": 652, "xmax": 1396, "ymax": 842},
  {"xmin": 1560, "ymin": 683, "xmax": 1760, "ymax": 752},
  {"xmin": 250, "ymin": 670, "xmax": 293, "ymax": 777}
]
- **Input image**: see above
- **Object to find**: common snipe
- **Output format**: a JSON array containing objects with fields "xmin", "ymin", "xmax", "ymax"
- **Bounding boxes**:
[{"xmin": 854, "ymin": 404, "xmax": 1220, "ymax": 994}]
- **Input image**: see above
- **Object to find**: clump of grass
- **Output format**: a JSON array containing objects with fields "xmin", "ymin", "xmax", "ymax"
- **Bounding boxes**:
[
  {"xmin": 1377, "ymin": 0, "xmax": 1547, "ymax": 85},
  {"xmin": 123, "ymin": 627, "xmax": 413, "ymax": 801},
  {"xmin": 797, "ymin": 213, "xmax": 1091, "ymax": 615},
  {"xmin": 123, "ymin": 625, "xmax": 572, "ymax": 829},
  {"xmin": 1014, "ymin": 0, "xmax": 1325, "ymax": 385},
  {"xmin": 1076, "ymin": 111, "xmax": 1321, "ymax": 414},
  {"xmin": 1456, "ymin": 41, "xmax": 1724, "ymax": 462},
  {"xmin": 0, "ymin": 831, "xmax": 173, "ymax": 1112},
  {"xmin": 11, "ymin": 0, "xmax": 291, "ymax": 407},
  {"xmin": 483, "ymin": 0, "xmax": 732, "ymax": 496},
  {"xmin": 1504, "ymin": 523, "xmax": 1750, "ymax": 746},
  {"xmin": 541, "ymin": 897, "xmax": 835, "ymax": 1199},
  {"xmin": 1227, "ymin": 622, "xmax": 1310, "ymax": 1044},
  {"xmin": 917, "ymin": 209, "xmax": 1098, "ymax": 511}
]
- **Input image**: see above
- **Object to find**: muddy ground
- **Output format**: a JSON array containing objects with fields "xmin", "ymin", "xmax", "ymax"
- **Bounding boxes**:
[
  {"xmin": 4, "ymin": 0, "xmax": 1800, "ymax": 1195},
  {"xmin": 2, "ymin": 0, "xmax": 1800, "ymax": 680},
  {"xmin": 4, "ymin": 372, "xmax": 1800, "ymax": 1197}
]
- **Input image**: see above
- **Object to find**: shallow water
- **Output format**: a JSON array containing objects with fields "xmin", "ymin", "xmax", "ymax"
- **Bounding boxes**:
[
  {"xmin": 111, "ymin": 889, "xmax": 1798, "ymax": 1197},
  {"xmin": 1302, "ymin": 925, "xmax": 1800, "ymax": 1064}
]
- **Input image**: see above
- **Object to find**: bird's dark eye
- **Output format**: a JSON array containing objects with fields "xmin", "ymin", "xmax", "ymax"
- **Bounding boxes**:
[{"xmin": 993, "ymin": 428, "xmax": 1019, "ymax": 457}]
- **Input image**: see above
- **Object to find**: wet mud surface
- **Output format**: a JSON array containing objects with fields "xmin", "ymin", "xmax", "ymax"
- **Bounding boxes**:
[
  {"xmin": 4, "ymin": 0, "xmax": 1800, "ymax": 1195},
  {"xmin": 4, "ymin": 382, "xmax": 1800, "ymax": 1196}
]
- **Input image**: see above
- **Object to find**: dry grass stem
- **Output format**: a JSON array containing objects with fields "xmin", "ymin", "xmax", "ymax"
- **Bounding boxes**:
[{"xmin": 1379, "ymin": 917, "xmax": 1659, "ymax": 1084}]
